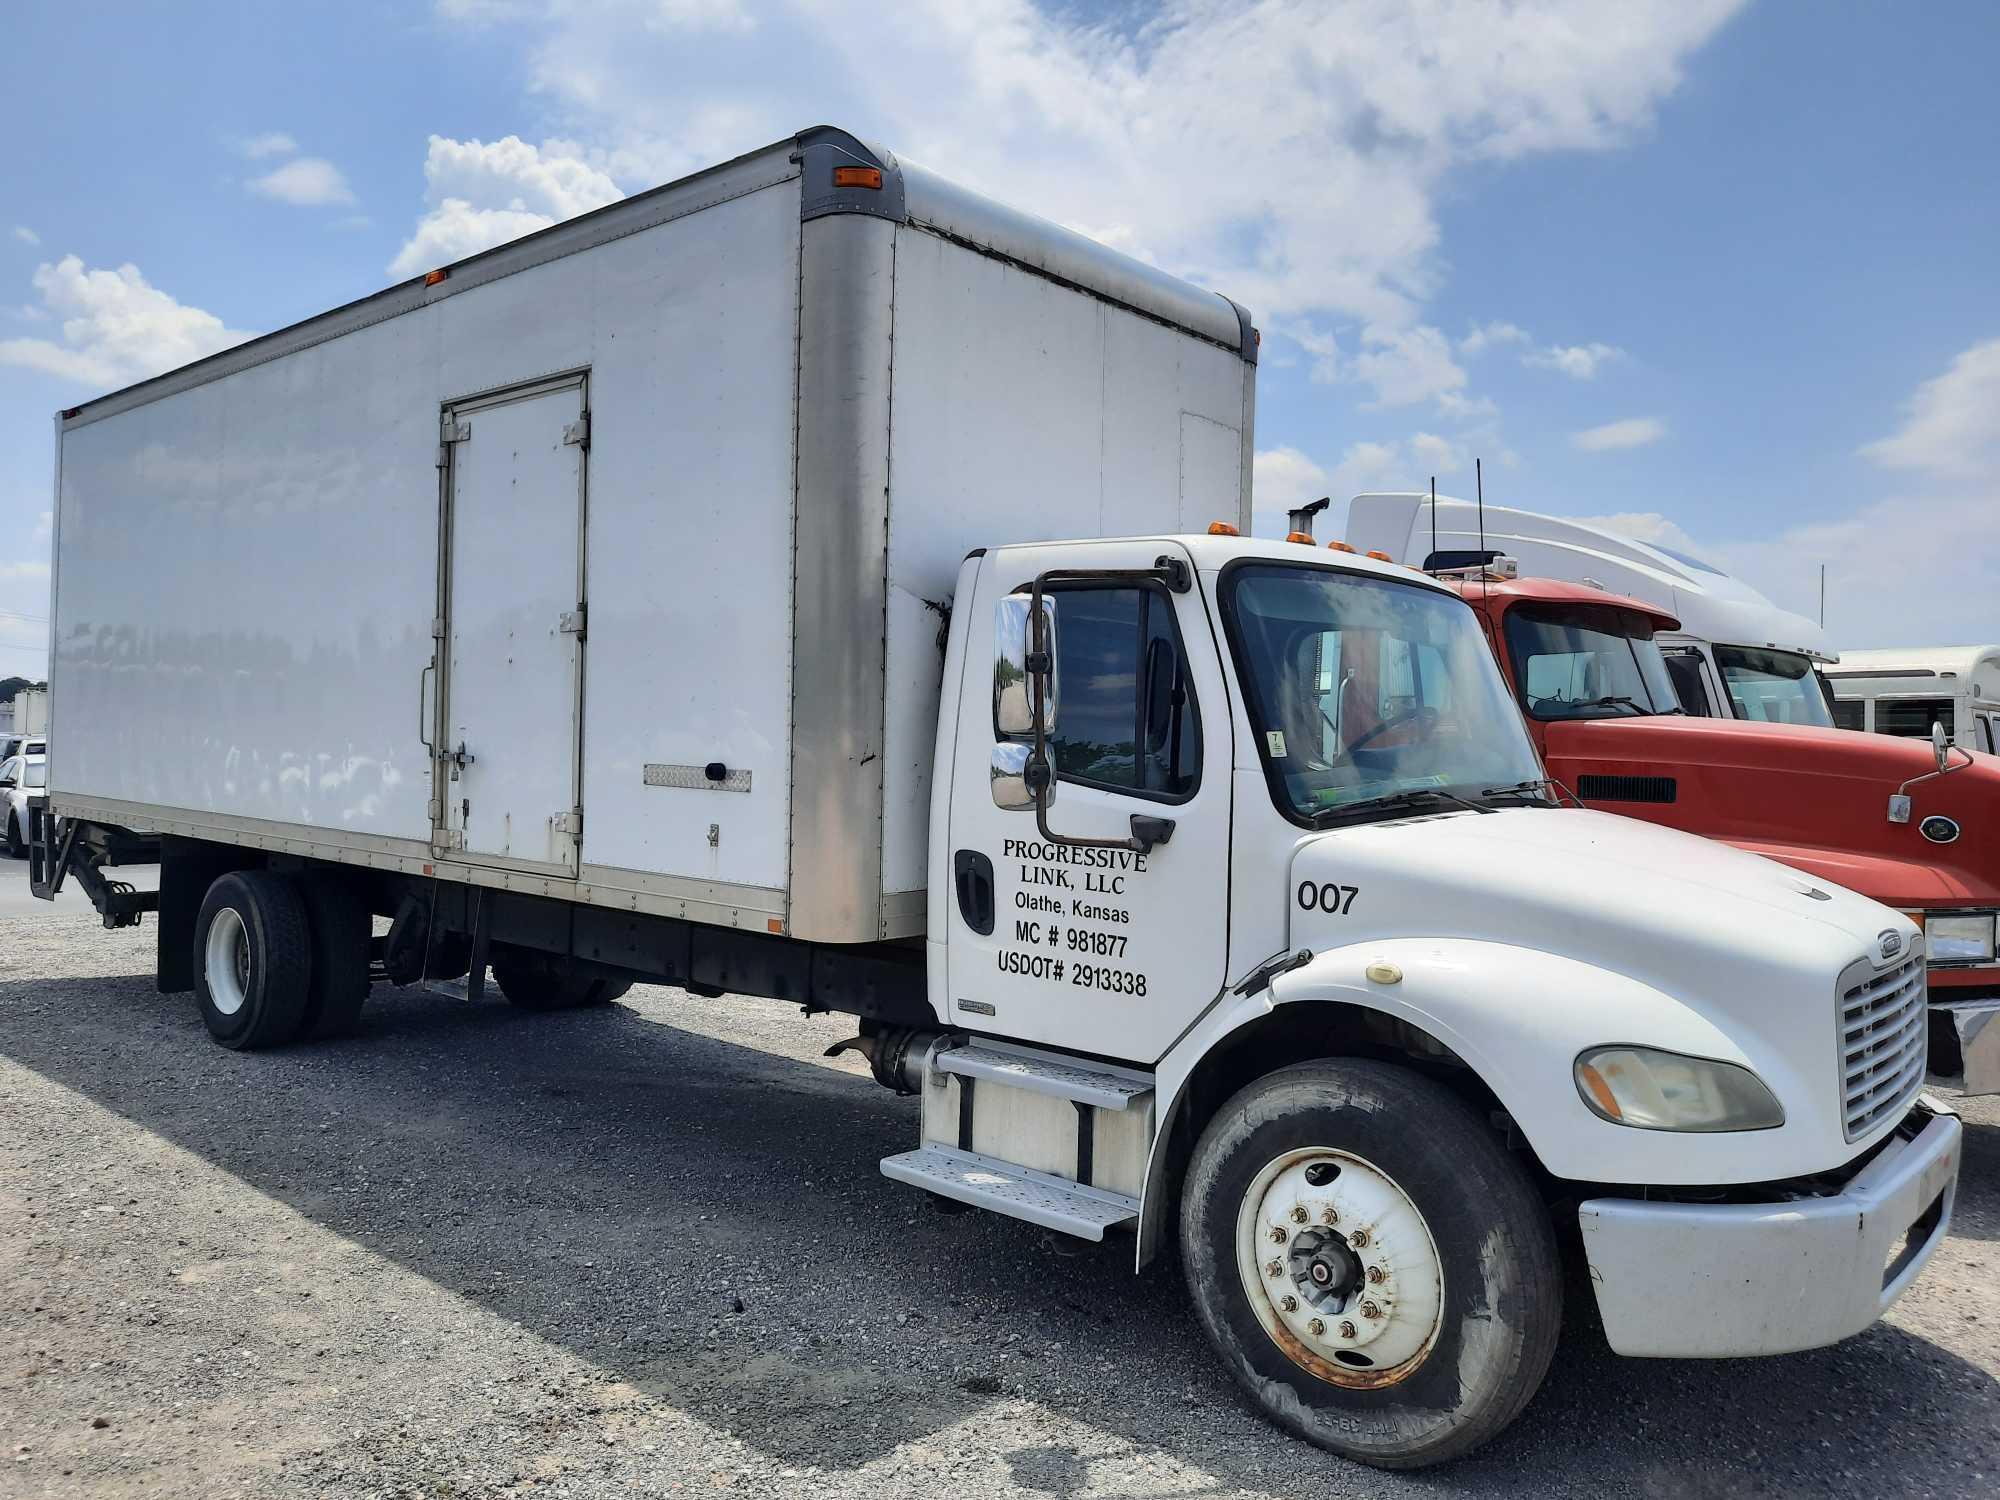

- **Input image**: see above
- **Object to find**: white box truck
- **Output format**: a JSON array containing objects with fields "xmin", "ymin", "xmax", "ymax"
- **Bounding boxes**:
[{"xmin": 35, "ymin": 128, "xmax": 1959, "ymax": 1469}]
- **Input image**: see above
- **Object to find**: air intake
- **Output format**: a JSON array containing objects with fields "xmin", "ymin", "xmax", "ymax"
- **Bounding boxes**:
[{"xmin": 1577, "ymin": 774, "xmax": 1677, "ymax": 804}]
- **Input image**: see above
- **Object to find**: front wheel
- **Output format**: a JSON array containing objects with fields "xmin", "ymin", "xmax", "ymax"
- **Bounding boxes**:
[{"xmin": 1179, "ymin": 1059, "xmax": 1560, "ymax": 1469}]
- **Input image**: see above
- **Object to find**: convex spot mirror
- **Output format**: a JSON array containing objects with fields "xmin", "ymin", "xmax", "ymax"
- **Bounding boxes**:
[
  {"xmin": 1933, "ymin": 721, "xmax": 1951, "ymax": 774},
  {"xmin": 990, "ymin": 741, "xmax": 1056, "ymax": 812},
  {"xmin": 994, "ymin": 593, "xmax": 1060, "ymax": 740}
]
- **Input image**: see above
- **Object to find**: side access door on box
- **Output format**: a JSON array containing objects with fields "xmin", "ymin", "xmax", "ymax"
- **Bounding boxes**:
[{"xmin": 432, "ymin": 373, "xmax": 589, "ymax": 877}]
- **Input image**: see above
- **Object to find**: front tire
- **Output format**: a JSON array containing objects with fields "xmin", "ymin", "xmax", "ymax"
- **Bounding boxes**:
[
  {"xmin": 1179, "ymin": 1059, "xmax": 1560, "ymax": 1469},
  {"xmin": 193, "ymin": 871, "xmax": 312, "ymax": 1050},
  {"xmin": 489, "ymin": 945, "xmax": 633, "ymax": 1011}
]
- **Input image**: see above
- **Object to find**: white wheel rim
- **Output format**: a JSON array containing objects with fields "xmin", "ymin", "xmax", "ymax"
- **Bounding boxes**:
[
  {"xmin": 205, "ymin": 907, "xmax": 251, "ymax": 1017},
  {"xmin": 1233, "ymin": 1146, "xmax": 1444, "ymax": 1388}
]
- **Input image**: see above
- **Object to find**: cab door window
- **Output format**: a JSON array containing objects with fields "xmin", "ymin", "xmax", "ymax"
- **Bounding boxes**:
[{"xmin": 1047, "ymin": 587, "xmax": 1201, "ymax": 800}]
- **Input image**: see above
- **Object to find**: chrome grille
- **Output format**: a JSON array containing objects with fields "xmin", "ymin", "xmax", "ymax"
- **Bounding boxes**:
[{"xmin": 1839, "ymin": 953, "xmax": 1927, "ymax": 1141}]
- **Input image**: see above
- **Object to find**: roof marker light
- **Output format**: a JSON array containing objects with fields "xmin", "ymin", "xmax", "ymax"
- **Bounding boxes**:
[
  {"xmin": 1207, "ymin": 521, "xmax": 1240, "ymax": 536},
  {"xmin": 1326, "ymin": 540, "xmax": 1357, "ymax": 554},
  {"xmin": 1366, "ymin": 550, "xmax": 1394, "ymax": 562},
  {"xmin": 424, "ymin": 268, "xmax": 449, "ymax": 287},
  {"xmin": 1285, "ymin": 531, "xmax": 1315, "ymax": 545},
  {"xmin": 833, "ymin": 166, "xmax": 883, "ymax": 190}
]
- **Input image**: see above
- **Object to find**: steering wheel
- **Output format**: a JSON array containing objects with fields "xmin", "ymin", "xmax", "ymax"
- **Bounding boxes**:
[{"xmin": 1346, "ymin": 704, "xmax": 1439, "ymax": 754}]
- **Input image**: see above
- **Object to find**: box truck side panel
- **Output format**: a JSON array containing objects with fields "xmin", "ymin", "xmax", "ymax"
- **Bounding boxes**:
[
  {"xmin": 54, "ymin": 175, "xmax": 806, "ymax": 903},
  {"xmin": 877, "ymin": 227, "xmax": 1253, "ymax": 910},
  {"xmin": 56, "ymin": 306, "xmax": 442, "ymax": 841},
  {"xmin": 563, "ymin": 183, "xmax": 802, "ymax": 899}
]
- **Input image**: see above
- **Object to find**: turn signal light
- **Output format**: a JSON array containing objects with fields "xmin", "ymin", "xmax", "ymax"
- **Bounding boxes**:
[
  {"xmin": 1285, "ymin": 531, "xmax": 1315, "ymax": 545},
  {"xmin": 833, "ymin": 166, "xmax": 884, "ymax": 190},
  {"xmin": 1208, "ymin": 521, "xmax": 1240, "ymax": 536},
  {"xmin": 1327, "ymin": 540, "xmax": 1357, "ymax": 553}
]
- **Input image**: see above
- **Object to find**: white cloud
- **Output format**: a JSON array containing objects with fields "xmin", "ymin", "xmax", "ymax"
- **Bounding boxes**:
[
  {"xmin": 388, "ymin": 134, "xmax": 624, "ymax": 276},
  {"xmin": 1859, "ymin": 336, "xmax": 2000, "ymax": 481},
  {"xmin": 1352, "ymin": 323, "xmax": 1467, "ymax": 408},
  {"xmin": 249, "ymin": 157, "xmax": 356, "ymax": 207},
  {"xmin": 1571, "ymin": 416, "xmax": 1665, "ymax": 452},
  {"xmin": 444, "ymin": 0, "xmax": 1742, "ymax": 330},
  {"xmin": 1525, "ymin": 341, "xmax": 1622, "ymax": 379},
  {"xmin": 1253, "ymin": 446, "xmax": 1329, "ymax": 508},
  {"xmin": 10, "ymin": 226, "xmax": 38, "ymax": 246},
  {"xmin": 238, "ymin": 132, "xmax": 300, "ymax": 159},
  {"xmin": 0, "ymin": 256, "xmax": 254, "ymax": 389},
  {"xmin": 1459, "ymin": 321, "xmax": 1529, "ymax": 357},
  {"xmin": 1409, "ymin": 431, "xmax": 1467, "ymax": 474}
]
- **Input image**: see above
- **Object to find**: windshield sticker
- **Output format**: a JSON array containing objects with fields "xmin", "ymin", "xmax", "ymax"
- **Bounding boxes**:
[{"xmin": 1266, "ymin": 730, "xmax": 1287, "ymax": 758}]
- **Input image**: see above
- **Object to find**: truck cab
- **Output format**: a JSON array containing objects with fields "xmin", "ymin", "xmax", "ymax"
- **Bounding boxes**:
[
  {"xmin": 899, "ymin": 529, "xmax": 1957, "ymax": 1465},
  {"xmin": 1442, "ymin": 568, "xmax": 2000, "ymax": 1093}
]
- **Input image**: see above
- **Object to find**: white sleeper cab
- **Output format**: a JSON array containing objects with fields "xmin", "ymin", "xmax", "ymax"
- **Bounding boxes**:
[{"xmin": 34, "ymin": 129, "xmax": 1957, "ymax": 1470}]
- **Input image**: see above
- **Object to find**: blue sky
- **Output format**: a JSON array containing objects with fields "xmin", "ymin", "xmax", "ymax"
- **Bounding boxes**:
[{"xmin": 3, "ymin": 0, "xmax": 1996, "ymax": 678}]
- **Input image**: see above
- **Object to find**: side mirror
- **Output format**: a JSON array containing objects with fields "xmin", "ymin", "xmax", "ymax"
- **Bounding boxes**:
[
  {"xmin": 1933, "ymin": 720, "xmax": 1951, "ymax": 774},
  {"xmin": 990, "ymin": 742, "xmax": 1056, "ymax": 811},
  {"xmin": 994, "ymin": 594, "xmax": 1060, "ymax": 739}
]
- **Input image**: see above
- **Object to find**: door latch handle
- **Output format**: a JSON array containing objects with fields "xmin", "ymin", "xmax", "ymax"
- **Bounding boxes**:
[{"xmin": 449, "ymin": 742, "xmax": 476, "ymax": 769}]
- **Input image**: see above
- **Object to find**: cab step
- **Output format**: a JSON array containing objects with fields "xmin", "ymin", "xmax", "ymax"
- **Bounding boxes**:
[
  {"xmin": 932, "ymin": 1041, "xmax": 1153, "ymax": 1110},
  {"xmin": 880, "ymin": 1146, "xmax": 1139, "ymax": 1240}
]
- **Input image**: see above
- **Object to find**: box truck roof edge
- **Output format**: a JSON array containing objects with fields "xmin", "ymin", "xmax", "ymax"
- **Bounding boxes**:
[{"xmin": 55, "ymin": 125, "xmax": 1259, "ymax": 435}]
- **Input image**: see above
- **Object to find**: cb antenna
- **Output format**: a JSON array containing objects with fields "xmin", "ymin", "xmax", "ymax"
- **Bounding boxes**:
[{"xmin": 1476, "ymin": 457, "xmax": 1489, "ymax": 605}]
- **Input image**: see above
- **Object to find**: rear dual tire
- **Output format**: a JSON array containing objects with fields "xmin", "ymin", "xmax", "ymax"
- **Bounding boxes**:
[
  {"xmin": 1179, "ymin": 1059, "xmax": 1561, "ymax": 1469},
  {"xmin": 193, "ymin": 870, "xmax": 371, "ymax": 1049},
  {"xmin": 489, "ymin": 944, "xmax": 633, "ymax": 1011}
]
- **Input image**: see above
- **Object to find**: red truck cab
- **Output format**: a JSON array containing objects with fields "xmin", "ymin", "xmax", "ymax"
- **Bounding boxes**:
[{"xmin": 1449, "ymin": 570, "xmax": 2000, "ymax": 1092}]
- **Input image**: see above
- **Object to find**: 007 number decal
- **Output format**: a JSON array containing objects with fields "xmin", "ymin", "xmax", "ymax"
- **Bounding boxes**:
[{"xmin": 1297, "ymin": 880, "xmax": 1360, "ymax": 915}]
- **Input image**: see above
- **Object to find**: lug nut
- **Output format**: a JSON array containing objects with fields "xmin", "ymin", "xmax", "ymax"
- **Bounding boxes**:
[
  {"xmin": 1348, "ymin": 1229, "xmax": 1369, "ymax": 1249},
  {"xmin": 1365, "ymin": 1265, "xmax": 1384, "ymax": 1284},
  {"xmin": 1360, "ymin": 1300, "xmax": 1381, "ymax": 1320},
  {"xmin": 1280, "ymin": 1295, "xmax": 1298, "ymax": 1312},
  {"xmin": 1339, "ymin": 1321, "xmax": 1357, "ymax": 1339},
  {"xmin": 1319, "ymin": 1206, "xmax": 1339, "ymax": 1225},
  {"xmin": 1291, "ymin": 1205, "xmax": 1309, "ymax": 1224},
  {"xmin": 1269, "ymin": 1226, "xmax": 1287, "ymax": 1244},
  {"xmin": 1265, "ymin": 1259, "xmax": 1282, "ymax": 1278},
  {"xmin": 1307, "ymin": 1318, "xmax": 1325, "ymax": 1336}
]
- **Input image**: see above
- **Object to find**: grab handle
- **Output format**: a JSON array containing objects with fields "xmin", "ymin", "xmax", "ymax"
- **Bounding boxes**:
[{"xmin": 418, "ymin": 661, "xmax": 436, "ymax": 751}]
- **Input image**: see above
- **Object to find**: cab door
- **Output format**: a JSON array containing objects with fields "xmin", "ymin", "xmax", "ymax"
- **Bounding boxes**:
[{"xmin": 945, "ymin": 541, "xmax": 1232, "ymax": 1063}]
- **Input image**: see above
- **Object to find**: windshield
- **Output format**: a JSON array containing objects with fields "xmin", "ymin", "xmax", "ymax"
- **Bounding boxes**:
[
  {"xmin": 1714, "ymin": 645, "xmax": 1834, "ymax": 727},
  {"xmin": 1222, "ymin": 563, "xmax": 1547, "ymax": 824},
  {"xmin": 1503, "ymin": 605, "xmax": 1680, "ymax": 719}
]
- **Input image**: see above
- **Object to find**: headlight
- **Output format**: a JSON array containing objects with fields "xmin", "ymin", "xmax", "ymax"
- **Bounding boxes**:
[
  {"xmin": 1926, "ymin": 912, "xmax": 1996, "ymax": 963},
  {"xmin": 1574, "ymin": 1046, "xmax": 1785, "ymax": 1132}
]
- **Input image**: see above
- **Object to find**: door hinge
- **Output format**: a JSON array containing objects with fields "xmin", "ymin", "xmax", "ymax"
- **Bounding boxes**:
[
  {"xmin": 563, "ymin": 412, "xmax": 590, "ymax": 450},
  {"xmin": 552, "ymin": 810, "xmax": 582, "ymax": 835},
  {"xmin": 437, "ymin": 829, "xmax": 465, "ymax": 851},
  {"xmin": 431, "ymin": 616, "xmax": 446, "ymax": 640},
  {"xmin": 437, "ymin": 417, "xmax": 470, "ymax": 468},
  {"xmin": 558, "ymin": 605, "xmax": 587, "ymax": 639}
]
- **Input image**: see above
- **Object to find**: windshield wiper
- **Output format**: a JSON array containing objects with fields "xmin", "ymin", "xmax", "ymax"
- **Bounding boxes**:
[
  {"xmin": 1478, "ymin": 778, "xmax": 1559, "ymax": 806},
  {"xmin": 1563, "ymin": 695, "xmax": 1646, "ymax": 715},
  {"xmin": 1309, "ymin": 786, "xmax": 1494, "ymax": 827}
]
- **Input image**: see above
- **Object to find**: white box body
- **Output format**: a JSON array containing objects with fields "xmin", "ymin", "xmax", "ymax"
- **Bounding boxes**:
[{"xmin": 48, "ymin": 129, "xmax": 1256, "ymax": 942}]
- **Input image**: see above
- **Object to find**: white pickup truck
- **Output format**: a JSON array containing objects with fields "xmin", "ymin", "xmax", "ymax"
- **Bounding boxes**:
[{"xmin": 35, "ymin": 127, "xmax": 1959, "ymax": 1468}]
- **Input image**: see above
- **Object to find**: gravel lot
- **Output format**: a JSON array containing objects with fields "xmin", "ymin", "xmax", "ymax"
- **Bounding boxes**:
[{"xmin": 1, "ymin": 895, "xmax": 1995, "ymax": 1499}]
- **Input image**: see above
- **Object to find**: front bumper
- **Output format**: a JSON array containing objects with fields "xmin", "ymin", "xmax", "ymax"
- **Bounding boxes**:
[{"xmin": 1577, "ymin": 1101, "xmax": 1960, "ymax": 1358}]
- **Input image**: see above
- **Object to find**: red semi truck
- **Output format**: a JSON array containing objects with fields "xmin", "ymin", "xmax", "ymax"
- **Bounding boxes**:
[{"xmin": 1438, "ymin": 566, "xmax": 2000, "ymax": 1093}]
